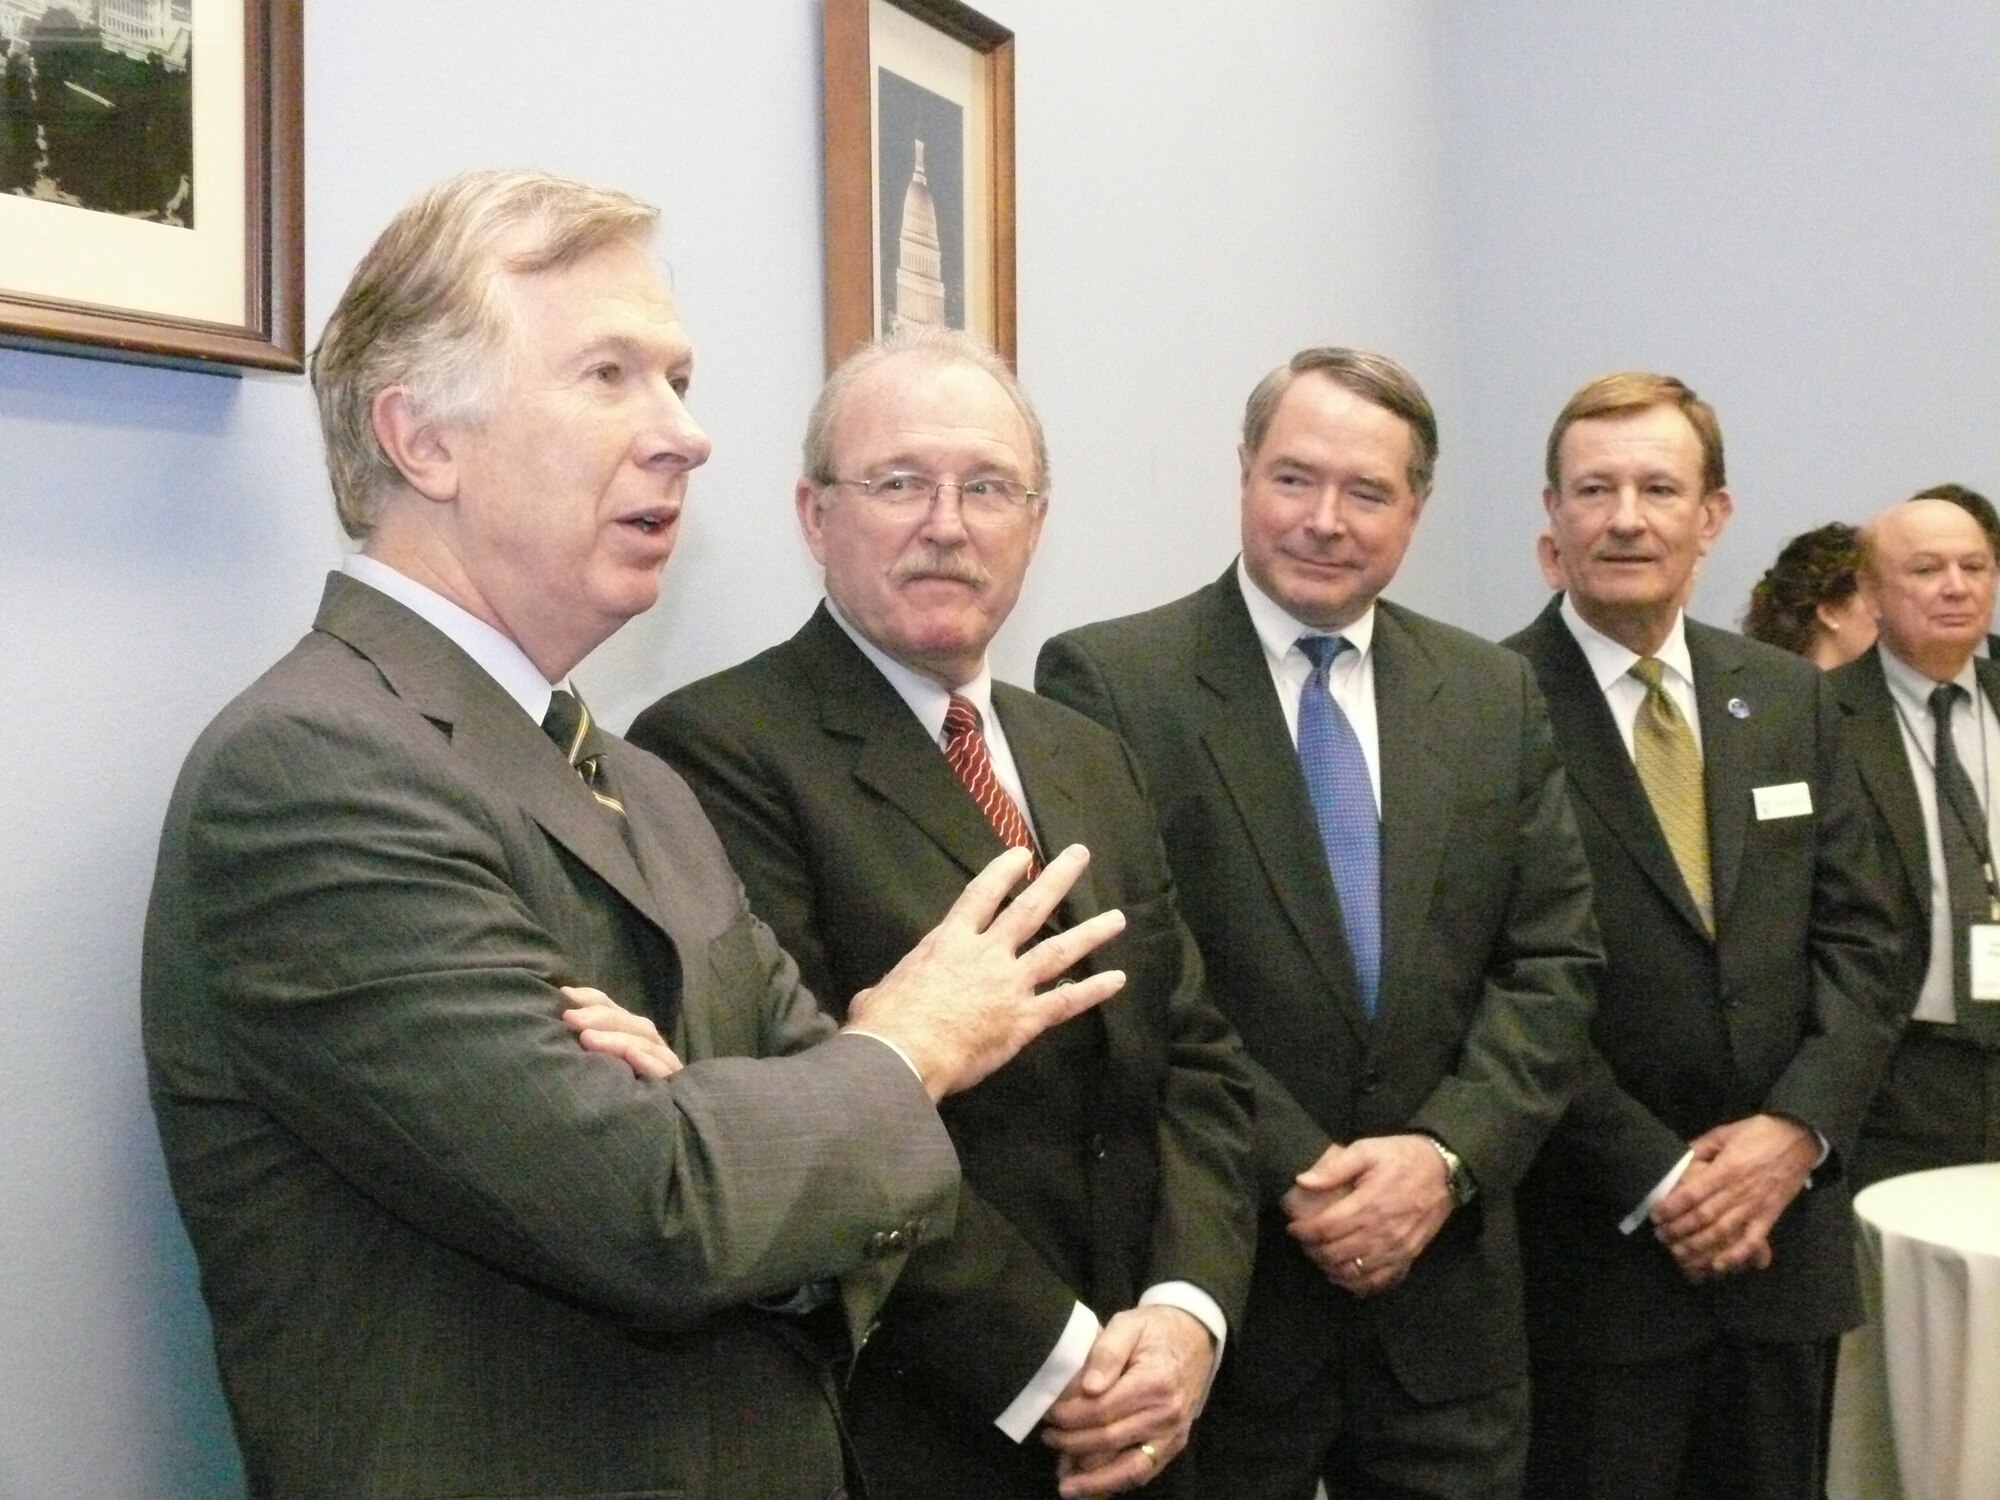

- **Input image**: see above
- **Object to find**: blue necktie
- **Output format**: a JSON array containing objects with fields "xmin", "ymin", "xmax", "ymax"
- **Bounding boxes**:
[{"xmin": 1297, "ymin": 635, "xmax": 1381, "ymax": 1015}]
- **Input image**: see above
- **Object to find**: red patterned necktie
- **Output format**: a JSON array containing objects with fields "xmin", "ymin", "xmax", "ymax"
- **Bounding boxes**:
[{"xmin": 942, "ymin": 694, "xmax": 1041, "ymax": 879}]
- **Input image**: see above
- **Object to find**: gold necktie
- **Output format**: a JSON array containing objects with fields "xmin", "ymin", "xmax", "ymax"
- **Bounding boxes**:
[
  {"xmin": 543, "ymin": 689, "xmax": 626, "ymax": 817},
  {"xmin": 1629, "ymin": 657, "xmax": 1712, "ymax": 934}
]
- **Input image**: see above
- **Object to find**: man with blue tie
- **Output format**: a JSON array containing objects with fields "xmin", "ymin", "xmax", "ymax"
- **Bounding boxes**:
[{"xmin": 1038, "ymin": 346, "xmax": 1602, "ymax": 1499}]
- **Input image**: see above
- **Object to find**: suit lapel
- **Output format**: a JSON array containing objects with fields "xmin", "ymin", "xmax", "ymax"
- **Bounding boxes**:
[
  {"xmin": 1689, "ymin": 624, "xmax": 1754, "ymax": 927},
  {"xmin": 1521, "ymin": 597, "xmax": 1711, "ymax": 937},
  {"xmin": 312, "ymin": 573, "xmax": 665, "ymax": 935},
  {"xmin": 1837, "ymin": 648, "xmax": 1931, "ymax": 918},
  {"xmin": 1191, "ymin": 574, "xmax": 1368, "ymax": 1035},
  {"xmin": 801, "ymin": 607, "xmax": 1018, "ymax": 883},
  {"xmin": 1001, "ymin": 685, "xmax": 1107, "ymax": 921},
  {"xmin": 1371, "ymin": 606, "xmax": 1452, "ymax": 1014}
]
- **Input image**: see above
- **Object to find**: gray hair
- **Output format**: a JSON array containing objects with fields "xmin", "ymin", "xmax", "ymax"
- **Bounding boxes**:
[
  {"xmin": 310, "ymin": 168, "xmax": 659, "ymax": 538},
  {"xmin": 1241, "ymin": 346, "xmax": 1439, "ymax": 498},
  {"xmin": 802, "ymin": 326, "xmax": 1050, "ymax": 497}
]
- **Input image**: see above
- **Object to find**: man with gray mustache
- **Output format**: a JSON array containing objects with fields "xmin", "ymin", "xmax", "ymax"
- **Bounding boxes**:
[{"xmin": 629, "ymin": 327, "xmax": 1255, "ymax": 1499}]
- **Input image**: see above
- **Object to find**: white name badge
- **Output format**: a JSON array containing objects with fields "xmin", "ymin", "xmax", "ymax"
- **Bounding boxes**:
[
  {"xmin": 1753, "ymin": 782, "xmax": 1814, "ymax": 820},
  {"xmin": 1969, "ymin": 923, "xmax": 2000, "ymax": 1002}
]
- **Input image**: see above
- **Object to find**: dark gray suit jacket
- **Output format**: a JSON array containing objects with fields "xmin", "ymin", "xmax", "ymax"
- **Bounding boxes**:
[
  {"xmin": 1831, "ymin": 643, "xmax": 1999, "ymax": 1185},
  {"xmin": 1038, "ymin": 568, "xmax": 1602, "ymax": 1409},
  {"xmin": 1505, "ymin": 596, "xmax": 1905, "ymax": 1360},
  {"xmin": 629, "ymin": 605, "xmax": 1254, "ymax": 1497},
  {"xmin": 143, "ymin": 573, "xmax": 960, "ymax": 1500}
]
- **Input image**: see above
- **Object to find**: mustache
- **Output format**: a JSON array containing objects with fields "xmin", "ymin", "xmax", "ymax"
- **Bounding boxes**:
[{"xmin": 891, "ymin": 546, "xmax": 990, "ymax": 589}]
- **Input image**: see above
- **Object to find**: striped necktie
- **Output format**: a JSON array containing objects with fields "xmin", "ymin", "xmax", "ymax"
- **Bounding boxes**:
[
  {"xmin": 1629, "ymin": 657, "xmax": 1711, "ymax": 934},
  {"xmin": 1928, "ymin": 683, "xmax": 2000, "ymax": 1043},
  {"xmin": 543, "ymin": 689, "xmax": 626, "ymax": 817},
  {"xmin": 941, "ymin": 694, "xmax": 1040, "ymax": 880},
  {"xmin": 1297, "ymin": 635, "xmax": 1381, "ymax": 1015}
]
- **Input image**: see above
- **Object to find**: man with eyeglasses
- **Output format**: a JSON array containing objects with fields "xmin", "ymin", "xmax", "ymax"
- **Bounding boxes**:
[{"xmin": 628, "ymin": 327, "xmax": 1254, "ymax": 1500}]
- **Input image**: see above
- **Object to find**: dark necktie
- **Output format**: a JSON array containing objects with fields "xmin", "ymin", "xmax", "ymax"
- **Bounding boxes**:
[
  {"xmin": 941, "ymin": 694, "xmax": 1040, "ymax": 880},
  {"xmin": 1629, "ymin": 657, "xmax": 1713, "ymax": 935},
  {"xmin": 1297, "ymin": 636, "xmax": 1381, "ymax": 1015},
  {"xmin": 1928, "ymin": 683, "xmax": 2000, "ymax": 1041},
  {"xmin": 543, "ymin": 689, "xmax": 626, "ymax": 817}
]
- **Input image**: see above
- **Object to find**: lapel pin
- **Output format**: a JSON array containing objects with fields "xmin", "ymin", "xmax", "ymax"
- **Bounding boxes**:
[{"xmin": 1727, "ymin": 697, "xmax": 1751, "ymax": 719}]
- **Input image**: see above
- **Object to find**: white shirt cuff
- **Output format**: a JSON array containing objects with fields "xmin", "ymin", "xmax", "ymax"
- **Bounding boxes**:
[
  {"xmin": 994, "ymin": 1300, "xmax": 1101, "ymax": 1442},
  {"xmin": 1620, "ymin": 1149, "xmax": 1695, "ymax": 1235},
  {"xmin": 841, "ymin": 1027, "xmax": 924, "ymax": 1082},
  {"xmin": 1139, "ymin": 1281, "xmax": 1227, "ymax": 1411}
]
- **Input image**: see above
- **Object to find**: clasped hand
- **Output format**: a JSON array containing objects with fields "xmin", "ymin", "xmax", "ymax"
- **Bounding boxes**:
[
  {"xmin": 1042, "ymin": 1305, "xmax": 1214, "ymax": 1497},
  {"xmin": 1281, "ymin": 1134, "xmax": 1454, "ymax": 1297},
  {"xmin": 1650, "ymin": 1113, "xmax": 1817, "ymax": 1282}
]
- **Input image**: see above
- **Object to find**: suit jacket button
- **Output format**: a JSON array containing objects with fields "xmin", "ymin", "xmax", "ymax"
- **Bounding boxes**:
[
  {"xmin": 1361, "ymin": 1067, "xmax": 1383, "ymax": 1093},
  {"xmin": 1089, "ymin": 1131, "xmax": 1108, "ymax": 1159},
  {"xmin": 867, "ymin": 1231, "xmax": 891, "ymax": 1257}
]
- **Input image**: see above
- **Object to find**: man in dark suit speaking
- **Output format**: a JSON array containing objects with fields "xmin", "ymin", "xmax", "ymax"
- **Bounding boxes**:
[
  {"xmin": 629, "ymin": 328, "xmax": 1254, "ymax": 1499},
  {"xmin": 1038, "ymin": 347, "xmax": 1602, "ymax": 1500},
  {"xmin": 142, "ymin": 171, "xmax": 1128, "ymax": 1500},
  {"xmin": 1503, "ymin": 372, "xmax": 1904, "ymax": 1500}
]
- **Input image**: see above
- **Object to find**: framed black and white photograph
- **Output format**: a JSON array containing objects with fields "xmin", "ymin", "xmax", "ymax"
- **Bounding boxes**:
[
  {"xmin": 0, "ymin": 0, "xmax": 302, "ymax": 372},
  {"xmin": 822, "ymin": 0, "xmax": 1014, "ymax": 371}
]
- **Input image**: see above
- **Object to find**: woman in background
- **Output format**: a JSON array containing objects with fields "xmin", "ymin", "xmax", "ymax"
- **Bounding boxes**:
[{"xmin": 1743, "ymin": 521, "xmax": 1875, "ymax": 668}]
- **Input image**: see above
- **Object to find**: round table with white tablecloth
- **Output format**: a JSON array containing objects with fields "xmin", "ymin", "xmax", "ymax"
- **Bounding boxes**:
[{"xmin": 1850, "ymin": 1163, "xmax": 2000, "ymax": 1500}]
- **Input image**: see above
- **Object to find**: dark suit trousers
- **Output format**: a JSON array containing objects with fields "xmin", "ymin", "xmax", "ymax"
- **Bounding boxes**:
[
  {"xmin": 1190, "ymin": 1324, "xmax": 1528, "ymax": 1500},
  {"xmin": 1525, "ymin": 1336, "xmax": 1830, "ymax": 1500}
]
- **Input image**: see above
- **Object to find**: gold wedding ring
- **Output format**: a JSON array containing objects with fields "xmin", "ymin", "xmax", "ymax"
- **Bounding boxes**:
[
  {"xmin": 1353, "ymin": 1255, "xmax": 1366, "ymax": 1273},
  {"xmin": 1138, "ymin": 1442, "xmax": 1158, "ymax": 1466}
]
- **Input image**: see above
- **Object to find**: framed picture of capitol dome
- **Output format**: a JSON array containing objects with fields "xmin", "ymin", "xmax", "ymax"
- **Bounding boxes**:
[{"xmin": 821, "ymin": 0, "xmax": 1015, "ymax": 371}]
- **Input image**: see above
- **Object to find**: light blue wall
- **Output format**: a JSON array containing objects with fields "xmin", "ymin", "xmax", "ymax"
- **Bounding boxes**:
[
  {"xmin": 1441, "ymin": 0, "xmax": 2000, "ymax": 637},
  {"xmin": 0, "ymin": 4, "xmax": 1991, "ymax": 1494}
]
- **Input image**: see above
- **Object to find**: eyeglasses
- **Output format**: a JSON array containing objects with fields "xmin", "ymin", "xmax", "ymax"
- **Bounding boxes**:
[{"xmin": 827, "ymin": 472, "xmax": 1041, "ymax": 518}]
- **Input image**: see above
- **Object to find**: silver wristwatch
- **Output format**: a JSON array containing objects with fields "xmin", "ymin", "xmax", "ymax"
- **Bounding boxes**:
[{"xmin": 1424, "ymin": 1134, "xmax": 1477, "ymax": 1208}]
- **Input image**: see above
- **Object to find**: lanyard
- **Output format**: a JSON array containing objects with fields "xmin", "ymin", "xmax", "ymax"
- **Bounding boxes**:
[{"xmin": 1893, "ymin": 683, "xmax": 2000, "ymax": 912}]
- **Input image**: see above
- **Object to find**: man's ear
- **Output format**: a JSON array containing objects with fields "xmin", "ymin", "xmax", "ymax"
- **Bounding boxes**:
[
  {"xmin": 795, "ymin": 477, "xmax": 831, "ymax": 566},
  {"xmin": 371, "ymin": 386, "xmax": 459, "ymax": 503}
]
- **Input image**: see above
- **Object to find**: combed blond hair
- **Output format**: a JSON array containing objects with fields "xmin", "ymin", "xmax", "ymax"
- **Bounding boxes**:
[
  {"xmin": 311, "ymin": 169, "xmax": 658, "ymax": 537},
  {"xmin": 1545, "ymin": 372, "xmax": 1725, "ymax": 496}
]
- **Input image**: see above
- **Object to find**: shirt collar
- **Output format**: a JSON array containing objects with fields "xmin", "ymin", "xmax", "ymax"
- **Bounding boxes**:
[
  {"xmin": 823, "ymin": 597, "xmax": 996, "ymax": 742},
  {"xmin": 1879, "ymin": 640, "xmax": 1981, "ymax": 720},
  {"xmin": 1234, "ymin": 555, "xmax": 1377, "ymax": 675},
  {"xmin": 343, "ymin": 553, "xmax": 564, "ymax": 723},
  {"xmin": 1560, "ymin": 593, "xmax": 1695, "ymax": 695}
]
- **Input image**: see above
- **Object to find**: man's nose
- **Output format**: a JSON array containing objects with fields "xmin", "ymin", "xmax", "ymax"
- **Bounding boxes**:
[{"xmin": 640, "ymin": 380, "xmax": 712, "ymax": 470}]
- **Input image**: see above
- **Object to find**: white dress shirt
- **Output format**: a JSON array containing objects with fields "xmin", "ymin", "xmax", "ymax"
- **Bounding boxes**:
[
  {"xmin": 1235, "ymin": 558, "xmax": 1383, "ymax": 808},
  {"xmin": 822, "ymin": 601, "xmax": 1226, "ymax": 1439},
  {"xmin": 1878, "ymin": 645, "xmax": 2000, "ymax": 1025},
  {"xmin": 346, "ymin": 553, "xmax": 562, "ymax": 719}
]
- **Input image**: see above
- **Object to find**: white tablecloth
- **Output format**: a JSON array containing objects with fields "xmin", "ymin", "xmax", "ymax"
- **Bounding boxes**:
[{"xmin": 1850, "ymin": 1163, "xmax": 2000, "ymax": 1500}]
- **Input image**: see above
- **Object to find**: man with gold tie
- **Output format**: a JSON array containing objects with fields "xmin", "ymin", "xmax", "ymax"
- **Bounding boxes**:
[{"xmin": 1503, "ymin": 372, "xmax": 1905, "ymax": 1500}]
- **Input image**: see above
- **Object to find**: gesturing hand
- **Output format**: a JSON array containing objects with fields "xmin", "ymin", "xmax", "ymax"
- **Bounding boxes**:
[{"xmin": 846, "ymin": 845, "xmax": 1127, "ymax": 1101}]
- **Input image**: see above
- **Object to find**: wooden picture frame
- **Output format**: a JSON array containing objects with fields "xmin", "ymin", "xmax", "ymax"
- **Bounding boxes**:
[
  {"xmin": 821, "ymin": 0, "xmax": 1015, "ymax": 371},
  {"xmin": 0, "ymin": 0, "xmax": 303, "ymax": 374}
]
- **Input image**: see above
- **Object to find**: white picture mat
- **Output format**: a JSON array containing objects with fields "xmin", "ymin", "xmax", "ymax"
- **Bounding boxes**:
[
  {"xmin": 0, "ymin": 0, "xmax": 247, "ymax": 325},
  {"xmin": 867, "ymin": 0, "xmax": 992, "ymax": 339}
]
